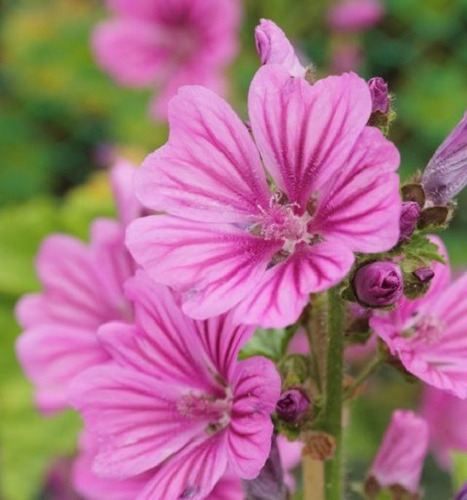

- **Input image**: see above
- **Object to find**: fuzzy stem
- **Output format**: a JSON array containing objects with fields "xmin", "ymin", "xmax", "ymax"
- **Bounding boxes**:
[{"xmin": 323, "ymin": 287, "xmax": 345, "ymax": 500}]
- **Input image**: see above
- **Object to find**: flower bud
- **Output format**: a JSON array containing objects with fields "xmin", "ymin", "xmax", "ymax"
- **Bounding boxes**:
[
  {"xmin": 456, "ymin": 484, "xmax": 467, "ymax": 500},
  {"xmin": 368, "ymin": 77, "xmax": 390, "ymax": 114},
  {"xmin": 399, "ymin": 201, "xmax": 420, "ymax": 242},
  {"xmin": 365, "ymin": 410, "xmax": 429, "ymax": 499},
  {"xmin": 276, "ymin": 389, "xmax": 309, "ymax": 422},
  {"xmin": 413, "ymin": 267, "xmax": 434, "ymax": 284},
  {"xmin": 353, "ymin": 261, "xmax": 403, "ymax": 308},
  {"xmin": 422, "ymin": 112, "xmax": 467, "ymax": 206}
]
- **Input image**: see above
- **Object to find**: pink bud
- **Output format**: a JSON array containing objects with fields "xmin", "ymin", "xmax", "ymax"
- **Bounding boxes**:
[
  {"xmin": 353, "ymin": 261, "xmax": 403, "ymax": 308},
  {"xmin": 276, "ymin": 389, "xmax": 310, "ymax": 422},
  {"xmin": 368, "ymin": 77, "xmax": 390, "ymax": 114},
  {"xmin": 368, "ymin": 410, "xmax": 429, "ymax": 495},
  {"xmin": 422, "ymin": 112, "xmax": 467, "ymax": 205},
  {"xmin": 399, "ymin": 201, "xmax": 420, "ymax": 242},
  {"xmin": 413, "ymin": 267, "xmax": 434, "ymax": 284}
]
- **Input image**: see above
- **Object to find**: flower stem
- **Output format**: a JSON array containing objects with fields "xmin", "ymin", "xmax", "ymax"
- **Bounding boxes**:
[
  {"xmin": 344, "ymin": 355, "xmax": 385, "ymax": 401},
  {"xmin": 323, "ymin": 287, "xmax": 345, "ymax": 500}
]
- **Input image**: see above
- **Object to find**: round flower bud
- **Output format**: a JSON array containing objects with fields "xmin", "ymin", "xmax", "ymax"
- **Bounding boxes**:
[
  {"xmin": 399, "ymin": 201, "xmax": 420, "ymax": 242},
  {"xmin": 368, "ymin": 77, "xmax": 390, "ymax": 114},
  {"xmin": 276, "ymin": 389, "xmax": 310, "ymax": 422},
  {"xmin": 353, "ymin": 261, "xmax": 403, "ymax": 308}
]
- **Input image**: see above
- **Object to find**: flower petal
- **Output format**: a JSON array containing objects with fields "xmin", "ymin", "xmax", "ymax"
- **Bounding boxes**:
[
  {"xmin": 232, "ymin": 241, "xmax": 355, "ymax": 328},
  {"xmin": 16, "ymin": 326, "xmax": 108, "ymax": 413},
  {"xmin": 136, "ymin": 85, "xmax": 270, "ymax": 223},
  {"xmin": 70, "ymin": 364, "xmax": 209, "ymax": 478},
  {"xmin": 110, "ymin": 160, "xmax": 143, "ymax": 227},
  {"xmin": 311, "ymin": 127, "xmax": 401, "ymax": 253},
  {"xmin": 228, "ymin": 357, "xmax": 281, "ymax": 479},
  {"xmin": 248, "ymin": 65, "xmax": 372, "ymax": 209},
  {"xmin": 126, "ymin": 215, "xmax": 282, "ymax": 318}
]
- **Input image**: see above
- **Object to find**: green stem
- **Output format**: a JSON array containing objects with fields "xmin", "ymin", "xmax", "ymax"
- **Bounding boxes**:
[
  {"xmin": 344, "ymin": 355, "xmax": 385, "ymax": 401},
  {"xmin": 323, "ymin": 287, "xmax": 345, "ymax": 500}
]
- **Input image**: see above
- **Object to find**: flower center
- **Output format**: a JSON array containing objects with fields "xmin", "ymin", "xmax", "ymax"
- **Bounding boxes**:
[
  {"xmin": 177, "ymin": 389, "xmax": 233, "ymax": 434},
  {"xmin": 405, "ymin": 313, "xmax": 444, "ymax": 345}
]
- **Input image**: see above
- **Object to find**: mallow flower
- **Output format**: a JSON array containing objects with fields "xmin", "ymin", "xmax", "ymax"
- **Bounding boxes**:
[
  {"xmin": 422, "ymin": 112, "xmax": 467, "ymax": 206},
  {"xmin": 15, "ymin": 161, "xmax": 141, "ymax": 413},
  {"xmin": 421, "ymin": 385, "xmax": 467, "ymax": 469},
  {"xmin": 93, "ymin": 0, "xmax": 240, "ymax": 120},
  {"xmin": 70, "ymin": 271, "xmax": 281, "ymax": 499},
  {"xmin": 366, "ymin": 410, "xmax": 428, "ymax": 498},
  {"xmin": 127, "ymin": 49, "xmax": 401, "ymax": 328},
  {"xmin": 371, "ymin": 237, "xmax": 467, "ymax": 399}
]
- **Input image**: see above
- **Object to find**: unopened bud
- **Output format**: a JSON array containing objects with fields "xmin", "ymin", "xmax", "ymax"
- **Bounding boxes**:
[
  {"xmin": 276, "ymin": 389, "xmax": 310, "ymax": 422},
  {"xmin": 353, "ymin": 261, "xmax": 403, "ymax": 308},
  {"xmin": 368, "ymin": 77, "xmax": 390, "ymax": 114},
  {"xmin": 412, "ymin": 267, "xmax": 434, "ymax": 284},
  {"xmin": 422, "ymin": 112, "xmax": 467, "ymax": 206},
  {"xmin": 456, "ymin": 483, "xmax": 467, "ymax": 500},
  {"xmin": 399, "ymin": 201, "xmax": 420, "ymax": 242}
]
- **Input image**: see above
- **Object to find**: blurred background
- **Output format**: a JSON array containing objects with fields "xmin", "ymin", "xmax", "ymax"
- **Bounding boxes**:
[{"xmin": 1, "ymin": 0, "xmax": 466, "ymax": 498}]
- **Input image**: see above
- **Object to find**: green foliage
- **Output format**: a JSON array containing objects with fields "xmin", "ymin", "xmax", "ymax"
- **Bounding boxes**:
[
  {"xmin": 240, "ymin": 327, "xmax": 292, "ymax": 362},
  {"xmin": 452, "ymin": 452, "xmax": 467, "ymax": 490}
]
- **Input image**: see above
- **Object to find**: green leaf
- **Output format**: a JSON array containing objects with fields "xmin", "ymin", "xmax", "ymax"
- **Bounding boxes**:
[
  {"xmin": 239, "ymin": 327, "xmax": 291, "ymax": 362},
  {"xmin": 452, "ymin": 452, "xmax": 467, "ymax": 490},
  {"xmin": 400, "ymin": 233, "xmax": 445, "ymax": 269}
]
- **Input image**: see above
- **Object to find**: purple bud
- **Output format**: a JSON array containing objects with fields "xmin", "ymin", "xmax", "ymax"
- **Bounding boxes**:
[
  {"xmin": 353, "ymin": 261, "xmax": 403, "ymax": 308},
  {"xmin": 422, "ymin": 112, "xmax": 467, "ymax": 206},
  {"xmin": 399, "ymin": 201, "xmax": 420, "ymax": 242},
  {"xmin": 368, "ymin": 77, "xmax": 390, "ymax": 114},
  {"xmin": 456, "ymin": 483, "xmax": 467, "ymax": 500},
  {"xmin": 413, "ymin": 267, "xmax": 434, "ymax": 284},
  {"xmin": 276, "ymin": 389, "xmax": 309, "ymax": 422}
]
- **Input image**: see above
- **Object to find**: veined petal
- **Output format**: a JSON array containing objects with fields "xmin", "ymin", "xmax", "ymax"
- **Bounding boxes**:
[
  {"xmin": 228, "ymin": 357, "xmax": 281, "ymax": 479},
  {"xmin": 92, "ymin": 20, "xmax": 162, "ymax": 87},
  {"xmin": 249, "ymin": 65, "xmax": 372, "ymax": 209},
  {"xmin": 126, "ymin": 215, "xmax": 282, "ymax": 318},
  {"xmin": 311, "ymin": 127, "xmax": 401, "ymax": 253},
  {"xmin": 138, "ymin": 434, "xmax": 228, "ymax": 500},
  {"xmin": 70, "ymin": 365, "xmax": 209, "ymax": 478},
  {"xmin": 136, "ymin": 85, "xmax": 270, "ymax": 223},
  {"xmin": 16, "ymin": 326, "xmax": 108, "ymax": 414},
  {"xmin": 233, "ymin": 241, "xmax": 355, "ymax": 328}
]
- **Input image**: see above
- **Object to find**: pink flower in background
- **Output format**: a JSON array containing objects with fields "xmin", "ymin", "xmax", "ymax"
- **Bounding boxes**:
[
  {"xmin": 371, "ymin": 237, "xmax": 467, "ymax": 399},
  {"xmin": 127, "ymin": 61, "xmax": 401, "ymax": 328},
  {"xmin": 328, "ymin": 0, "xmax": 385, "ymax": 32},
  {"xmin": 15, "ymin": 162, "xmax": 140, "ymax": 413},
  {"xmin": 70, "ymin": 271, "xmax": 280, "ymax": 498},
  {"xmin": 73, "ymin": 433, "xmax": 301, "ymax": 499},
  {"xmin": 255, "ymin": 19, "xmax": 306, "ymax": 77},
  {"xmin": 93, "ymin": 0, "xmax": 240, "ymax": 120},
  {"xmin": 367, "ymin": 410, "xmax": 428, "ymax": 495},
  {"xmin": 421, "ymin": 385, "xmax": 467, "ymax": 469}
]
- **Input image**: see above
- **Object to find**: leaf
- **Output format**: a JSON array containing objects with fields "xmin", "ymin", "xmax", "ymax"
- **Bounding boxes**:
[
  {"xmin": 400, "ymin": 233, "xmax": 445, "ymax": 269},
  {"xmin": 452, "ymin": 452, "xmax": 467, "ymax": 490},
  {"xmin": 240, "ymin": 327, "xmax": 291, "ymax": 362}
]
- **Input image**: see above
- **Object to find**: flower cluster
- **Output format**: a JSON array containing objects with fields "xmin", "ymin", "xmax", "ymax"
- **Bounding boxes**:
[{"xmin": 14, "ymin": 12, "xmax": 467, "ymax": 500}]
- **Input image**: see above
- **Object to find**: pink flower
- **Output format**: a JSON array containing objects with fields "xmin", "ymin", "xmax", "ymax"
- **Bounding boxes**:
[
  {"xmin": 367, "ymin": 410, "xmax": 428, "ymax": 495},
  {"xmin": 15, "ymin": 162, "xmax": 140, "ymax": 413},
  {"xmin": 73, "ymin": 433, "xmax": 301, "ymax": 499},
  {"xmin": 328, "ymin": 0, "xmax": 385, "ymax": 32},
  {"xmin": 371, "ymin": 237, "xmax": 467, "ymax": 398},
  {"xmin": 93, "ymin": 0, "xmax": 240, "ymax": 120},
  {"xmin": 255, "ymin": 19, "xmax": 306, "ymax": 77},
  {"xmin": 70, "ymin": 271, "xmax": 281, "ymax": 498},
  {"xmin": 421, "ymin": 385, "xmax": 467, "ymax": 469},
  {"xmin": 127, "ymin": 64, "xmax": 401, "ymax": 328}
]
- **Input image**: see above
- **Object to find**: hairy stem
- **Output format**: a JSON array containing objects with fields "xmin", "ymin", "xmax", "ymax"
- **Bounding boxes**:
[{"xmin": 323, "ymin": 287, "xmax": 345, "ymax": 500}]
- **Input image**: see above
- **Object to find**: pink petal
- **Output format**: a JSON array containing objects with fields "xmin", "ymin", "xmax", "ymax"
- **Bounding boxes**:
[
  {"xmin": 16, "ymin": 326, "xmax": 109, "ymax": 413},
  {"xmin": 126, "ymin": 215, "xmax": 282, "ymax": 318},
  {"xmin": 232, "ymin": 241, "xmax": 355, "ymax": 328},
  {"xmin": 311, "ymin": 126, "xmax": 401, "ymax": 253},
  {"xmin": 138, "ymin": 435, "xmax": 228, "ymax": 500},
  {"xmin": 92, "ymin": 20, "xmax": 162, "ymax": 87},
  {"xmin": 136, "ymin": 85, "xmax": 270, "ymax": 222},
  {"xmin": 207, "ymin": 470, "xmax": 243, "ymax": 500},
  {"xmin": 110, "ymin": 160, "xmax": 143, "ymax": 227},
  {"xmin": 15, "ymin": 293, "xmax": 48, "ymax": 329},
  {"xmin": 228, "ymin": 357, "xmax": 281, "ymax": 479},
  {"xmin": 255, "ymin": 19, "xmax": 306, "ymax": 77},
  {"xmin": 73, "ymin": 433, "xmax": 149, "ymax": 500},
  {"xmin": 248, "ymin": 65, "xmax": 372, "ymax": 210},
  {"xmin": 70, "ymin": 365, "xmax": 209, "ymax": 478}
]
